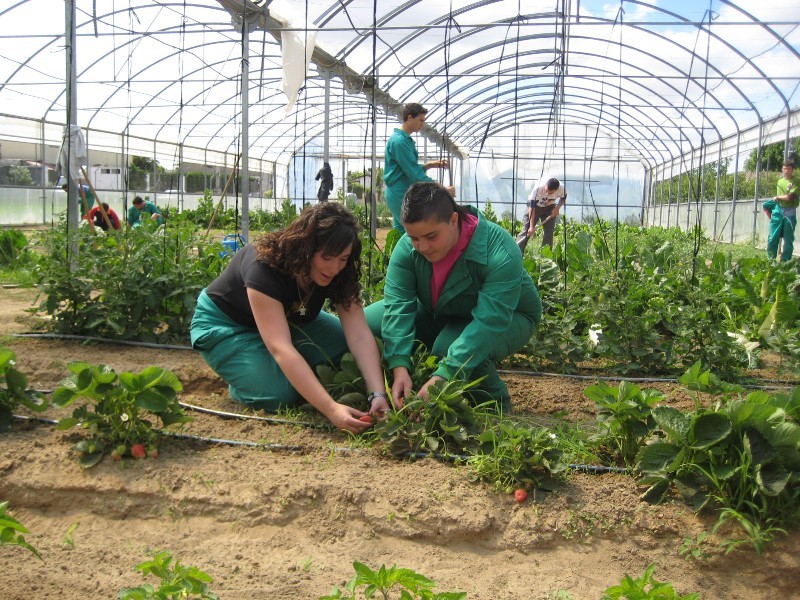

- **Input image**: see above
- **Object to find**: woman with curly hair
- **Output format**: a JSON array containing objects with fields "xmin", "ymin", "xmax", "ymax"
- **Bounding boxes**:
[{"xmin": 190, "ymin": 202, "xmax": 388, "ymax": 432}]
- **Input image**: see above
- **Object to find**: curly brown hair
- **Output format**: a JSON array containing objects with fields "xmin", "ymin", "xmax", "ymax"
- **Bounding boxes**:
[{"xmin": 254, "ymin": 202, "xmax": 363, "ymax": 308}]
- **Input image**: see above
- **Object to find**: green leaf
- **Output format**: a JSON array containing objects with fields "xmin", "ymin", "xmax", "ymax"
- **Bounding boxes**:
[
  {"xmin": 743, "ymin": 428, "xmax": 775, "ymax": 466},
  {"xmin": 652, "ymin": 406, "xmax": 690, "ymax": 443},
  {"xmin": 688, "ymin": 413, "xmax": 731, "ymax": 449},
  {"xmin": 56, "ymin": 417, "xmax": 80, "ymax": 430},
  {"xmin": 756, "ymin": 462, "xmax": 789, "ymax": 496},
  {"xmin": 79, "ymin": 451, "xmax": 105, "ymax": 469},
  {"xmin": 52, "ymin": 387, "xmax": 79, "ymax": 407},
  {"xmin": 135, "ymin": 389, "xmax": 169, "ymax": 412},
  {"xmin": 636, "ymin": 442, "xmax": 681, "ymax": 473},
  {"xmin": 639, "ymin": 478, "xmax": 670, "ymax": 504}
]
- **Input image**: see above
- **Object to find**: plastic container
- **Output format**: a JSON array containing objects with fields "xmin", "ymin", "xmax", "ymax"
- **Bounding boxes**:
[{"xmin": 220, "ymin": 234, "xmax": 246, "ymax": 257}]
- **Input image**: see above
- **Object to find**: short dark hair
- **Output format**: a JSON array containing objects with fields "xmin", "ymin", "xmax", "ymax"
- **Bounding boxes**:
[
  {"xmin": 133, "ymin": 196, "xmax": 144, "ymax": 205},
  {"xmin": 401, "ymin": 181, "xmax": 466, "ymax": 225},
  {"xmin": 783, "ymin": 160, "xmax": 795, "ymax": 169},
  {"xmin": 101, "ymin": 202, "xmax": 110, "ymax": 211},
  {"xmin": 546, "ymin": 178, "xmax": 560, "ymax": 191},
  {"xmin": 402, "ymin": 103, "xmax": 427, "ymax": 122}
]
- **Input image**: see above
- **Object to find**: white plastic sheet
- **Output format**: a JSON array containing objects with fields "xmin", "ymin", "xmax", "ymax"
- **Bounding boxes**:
[
  {"xmin": 58, "ymin": 125, "xmax": 87, "ymax": 181},
  {"xmin": 270, "ymin": 0, "xmax": 318, "ymax": 115}
]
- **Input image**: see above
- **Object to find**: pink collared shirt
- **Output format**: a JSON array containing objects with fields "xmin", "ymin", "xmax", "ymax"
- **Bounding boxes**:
[{"xmin": 431, "ymin": 213, "xmax": 479, "ymax": 308}]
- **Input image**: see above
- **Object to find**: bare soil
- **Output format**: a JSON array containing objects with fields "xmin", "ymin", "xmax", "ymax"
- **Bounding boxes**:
[{"xmin": 1, "ymin": 286, "xmax": 798, "ymax": 600}]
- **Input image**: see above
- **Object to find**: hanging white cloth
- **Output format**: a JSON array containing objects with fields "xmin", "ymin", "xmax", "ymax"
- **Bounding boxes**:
[
  {"xmin": 58, "ymin": 124, "xmax": 87, "ymax": 181},
  {"xmin": 270, "ymin": 0, "xmax": 318, "ymax": 115}
]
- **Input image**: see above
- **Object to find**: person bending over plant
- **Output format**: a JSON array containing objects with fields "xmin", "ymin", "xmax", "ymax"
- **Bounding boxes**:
[
  {"xmin": 365, "ymin": 181, "xmax": 542, "ymax": 413},
  {"xmin": 190, "ymin": 202, "xmax": 388, "ymax": 433}
]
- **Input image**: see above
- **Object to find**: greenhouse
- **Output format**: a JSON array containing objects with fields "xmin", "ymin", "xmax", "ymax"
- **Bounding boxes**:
[{"xmin": 1, "ymin": 1, "xmax": 799, "ymax": 599}]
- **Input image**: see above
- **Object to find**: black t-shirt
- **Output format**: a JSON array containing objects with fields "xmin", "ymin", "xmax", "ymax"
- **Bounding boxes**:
[{"xmin": 206, "ymin": 244, "xmax": 327, "ymax": 328}]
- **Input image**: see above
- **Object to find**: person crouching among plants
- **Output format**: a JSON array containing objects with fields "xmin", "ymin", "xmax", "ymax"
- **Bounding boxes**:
[
  {"xmin": 364, "ymin": 181, "xmax": 542, "ymax": 413},
  {"xmin": 190, "ymin": 202, "xmax": 389, "ymax": 433}
]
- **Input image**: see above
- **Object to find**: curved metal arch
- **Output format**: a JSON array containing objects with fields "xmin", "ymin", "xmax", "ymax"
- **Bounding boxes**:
[
  {"xmin": 375, "ymin": 17, "xmax": 560, "ymax": 93},
  {"xmin": 247, "ymin": 99, "xmax": 381, "ymax": 162},
  {"xmin": 400, "ymin": 32, "xmax": 740, "ymax": 143},
  {"xmin": 469, "ymin": 101, "xmax": 665, "ymax": 170},
  {"xmin": 450, "ymin": 88, "xmax": 673, "ymax": 168},
  {"xmin": 329, "ymin": 0, "xmax": 513, "ymax": 67},
  {"xmin": 440, "ymin": 66, "xmax": 711, "ymax": 161},
  {"xmin": 420, "ymin": 56, "xmax": 719, "ymax": 164},
  {"xmin": 369, "ymin": 9, "xmax": 765, "ymax": 150},
  {"xmin": 588, "ymin": 2, "xmax": 787, "ymax": 120},
  {"xmin": 38, "ymin": 2, "xmax": 238, "ymax": 119},
  {"xmin": 86, "ymin": 45, "xmax": 248, "ymax": 135},
  {"xmin": 445, "ymin": 75, "xmax": 677, "ymax": 161}
]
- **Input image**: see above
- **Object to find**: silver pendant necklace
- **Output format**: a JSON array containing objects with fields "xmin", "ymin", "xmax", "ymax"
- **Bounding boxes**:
[{"xmin": 295, "ymin": 278, "xmax": 312, "ymax": 316}]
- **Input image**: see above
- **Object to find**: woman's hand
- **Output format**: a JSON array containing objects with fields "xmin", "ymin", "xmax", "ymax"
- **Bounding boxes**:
[
  {"xmin": 418, "ymin": 375, "xmax": 445, "ymax": 402},
  {"xmin": 391, "ymin": 367, "xmax": 413, "ymax": 408},
  {"xmin": 326, "ymin": 403, "xmax": 372, "ymax": 434},
  {"xmin": 369, "ymin": 395, "xmax": 392, "ymax": 417}
]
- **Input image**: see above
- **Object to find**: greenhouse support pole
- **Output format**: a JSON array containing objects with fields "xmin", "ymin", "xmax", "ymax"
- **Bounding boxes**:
[
  {"xmin": 675, "ymin": 162, "xmax": 681, "ymax": 230},
  {"xmin": 753, "ymin": 122, "xmax": 764, "ymax": 244},
  {"xmin": 40, "ymin": 118, "xmax": 46, "ymax": 224},
  {"xmin": 713, "ymin": 143, "xmax": 722, "ymax": 240},
  {"xmin": 644, "ymin": 171, "xmax": 651, "ymax": 227},
  {"xmin": 65, "ymin": 0, "xmax": 79, "ymax": 258},
  {"xmin": 240, "ymin": 16, "xmax": 253, "ymax": 242},
  {"xmin": 369, "ymin": 68, "xmax": 378, "ymax": 239},
  {"xmin": 730, "ymin": 133, "xmax": 741, "ymax": 244},
  {"xmin": 323, "ymin": 70, "xmax": 330, "ymax": 164}
]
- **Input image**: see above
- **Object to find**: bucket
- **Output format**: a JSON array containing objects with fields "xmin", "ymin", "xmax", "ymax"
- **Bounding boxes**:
[{"xmin": 220, "ymin": 234, "xmax": 246, "ymax": 257}]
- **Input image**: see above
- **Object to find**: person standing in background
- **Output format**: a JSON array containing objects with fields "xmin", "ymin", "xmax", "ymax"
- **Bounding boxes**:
[
  {"xmin": 384, "ymin": 103, "xmax": 454, "ymax": 232},
  {"xmin": 517, "ymin": 177, "xmax": 566, "ymax": 252},
  {"xmin": 763, "ymin": 159, "xmax": 799, "ymax": 261}
]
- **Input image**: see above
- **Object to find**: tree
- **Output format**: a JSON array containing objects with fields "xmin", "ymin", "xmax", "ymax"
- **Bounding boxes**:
[
  {"xmin": 744, "ymin": 139, "xmax": 800, "ymax": 172},
  {"xmin": 7, "ymin": 164, "xmax": 34, "ymax": 186}
]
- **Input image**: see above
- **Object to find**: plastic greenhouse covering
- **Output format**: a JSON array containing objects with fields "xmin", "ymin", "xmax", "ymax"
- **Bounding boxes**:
[{"xmin": 0, "ymin": 0, "xmax": 798, "ymax": 235}]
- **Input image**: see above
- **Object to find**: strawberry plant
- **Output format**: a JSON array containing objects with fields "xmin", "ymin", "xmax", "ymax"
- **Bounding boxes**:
[
  {"xmin": 378, "ymin": 378, "xmax": 495, "ymax": 457},
  {"xmin": 0, "ymin": 501, "xmax": 42, "ymax": 561},
  {"xmin": 469, "ymin": 421, "xmax": 567, "ymax": 492},
  {"xmin": 601, "ymin": 563, "xmax": 699, "ymax": 600},
  {"xmin": 585, "ymin": 380, "xmax": 662, "ymax": 466},
  {"xmin": 53, "ymin": 362, "xmax": 190, "ymax": 468},
  {"xmin": 636, "ymin": 363, "xmax": 800, "ymax": 553},
  {"xmin": 318, "ymin": 561, "xmax": 466, "ymax": 600},
  {"xmin": 317, "ymin": 352, "xmax": 370, "ymax": 410},
  {"xmin": 0, "ymin": 347, "xmax": 48, "ymax": 433},
  {"xmin": 118, "ymin": 550, "xmax": 218, "ymax": 600}
]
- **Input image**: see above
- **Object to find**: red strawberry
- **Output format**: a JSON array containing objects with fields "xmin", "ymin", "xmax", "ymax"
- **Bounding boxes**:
[
  {"xmin": 514, "ymin": 489, "xmax": 528, "ymax": 503},
  {"xmin": 131, "ymin": 444, "xmax": 147, "ymax": 459},
  {"xmin": 358, "ymin": 415, "xmax": 373, "ymax": 424}
]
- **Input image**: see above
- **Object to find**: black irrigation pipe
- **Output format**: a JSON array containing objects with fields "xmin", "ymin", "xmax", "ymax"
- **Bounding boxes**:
[
  {"xmin": 178, "ymin": 401, "xmax": 324, "ymax": 429},
  {"xmin": 22, "ymin": 390, "xmax": 328, "ymax": 430},
  {"xmin": 11, "ymin": 414, "xmax": 310, "ymax": 453},
  {"xmin": 498, "ymin": 368, "xmax": 798, "ymax": 389},
  {"xmin": 12, "ymin": 332, "xmax": 192, "ymax": 351},
  {"xmin": 13, "ymin": 414, "xmax": 628, "ymax": 475}
]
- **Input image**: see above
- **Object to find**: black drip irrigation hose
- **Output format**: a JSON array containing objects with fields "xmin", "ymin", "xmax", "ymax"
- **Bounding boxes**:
[
  {"xmin": 9, "ymin": 414, "xmax": 333, "ymax": 454},
  {"xmin": 13, "ymin": 332, "xmax": 798, "ymax": 388},
  {"xmin": 498, "ymin": 368, "xmax": 797, "ymax": 389},
  {"xmin": 12, "ymin": 414, "xmax": 625, "ymax": 474},
  {"xmin": 178, "ymin": 401, "xmax": 324, "ymax": 429},
  {"xmin": 12, "ymin": 332, "xmax": 192, "ymax": 351}
]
